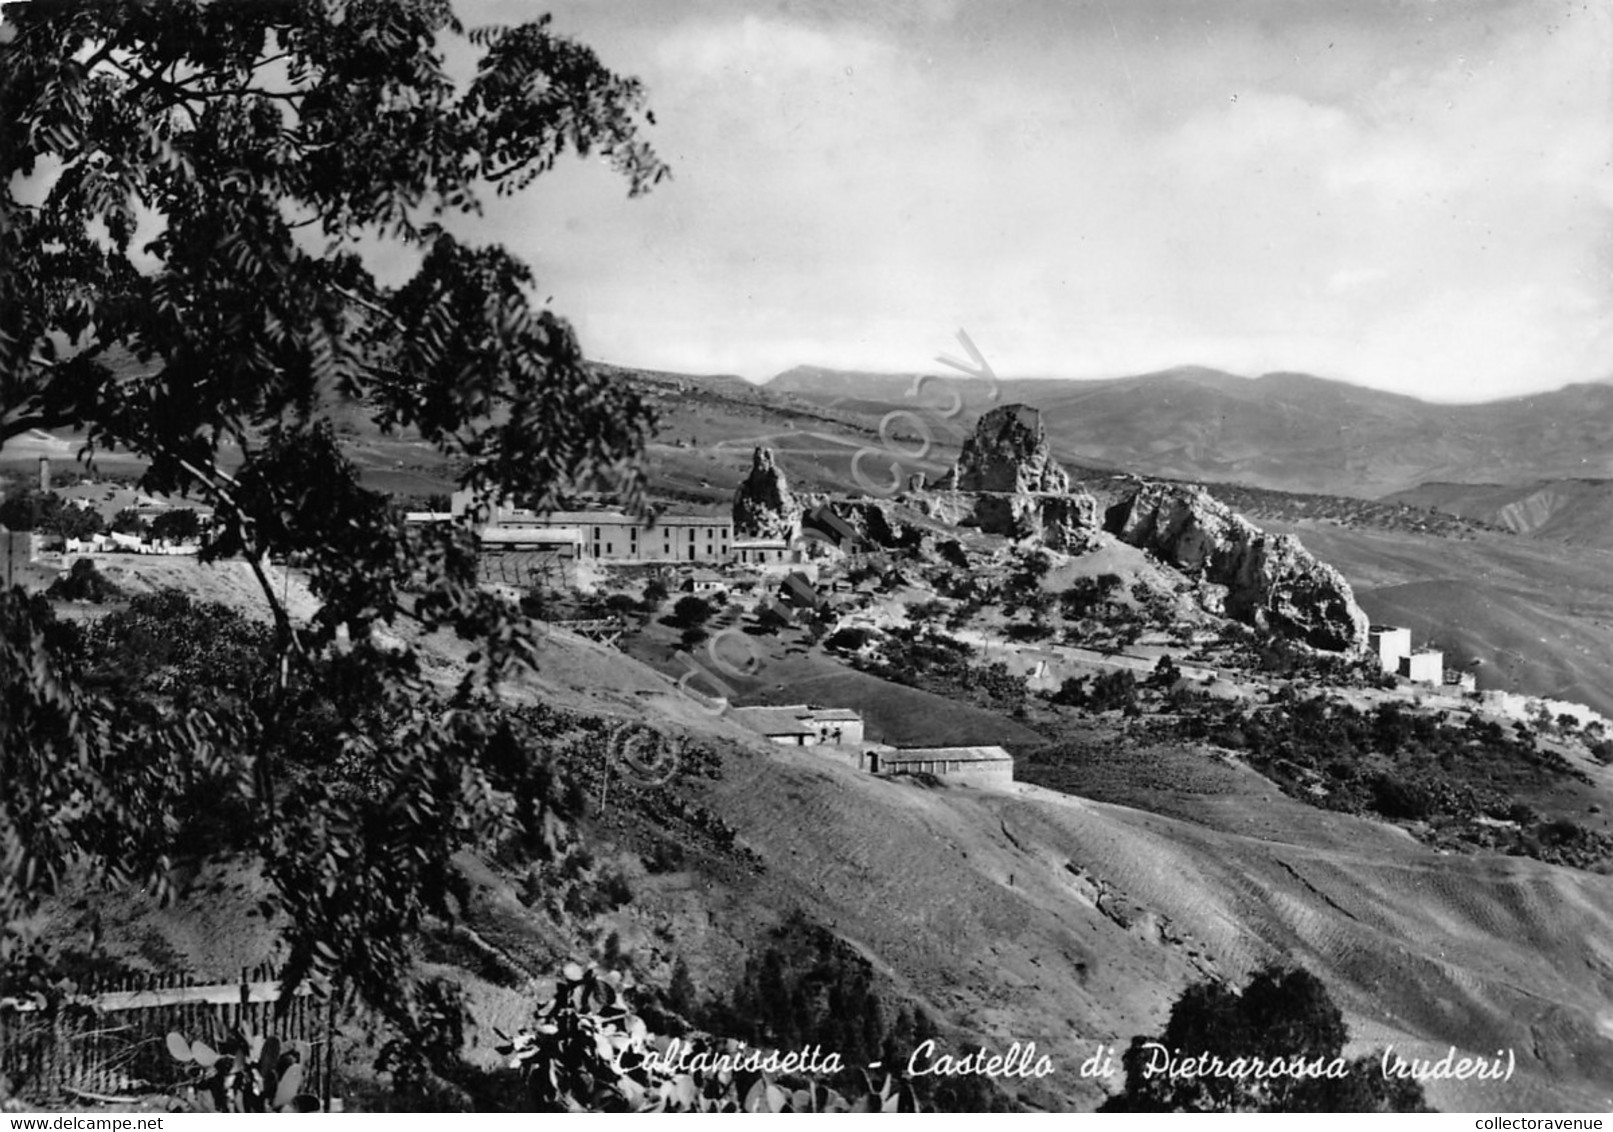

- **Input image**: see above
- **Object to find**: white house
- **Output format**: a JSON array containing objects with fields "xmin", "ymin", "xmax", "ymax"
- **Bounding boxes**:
[
  {"xmin": 729, "ymin": 704, "xmax": 865, "ymax": 747},
  {"xmin": 1399, "ymin": 649, "xmax": 1444, "ymax": 685},
  {"xmin": 1368, "ymin": 625, "xmax": 1412, "ymax": 675}
]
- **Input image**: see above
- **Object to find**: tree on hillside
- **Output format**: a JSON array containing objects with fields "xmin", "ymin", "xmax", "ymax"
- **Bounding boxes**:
[
  {"xmin": 147, "ymin": 506, "xmax": 201, "ymax": 544},
  {"xmin": 668, "ymin": 594, "xmax": 714, "ymax": 629},
  {"xmin": 0, "ymin": 0, "xmax": 666, "ymax": 1076},
  {"xmin": 1101, "ymin": 965, "xmax": 1431, "ymax": 1113},
  {"xmin": 0, "ymin": 487, "xmax": 104, "ymax": 539},
  {"xmin": 109, "ymin": 506, "xmax": 149, "ymax": 535}
]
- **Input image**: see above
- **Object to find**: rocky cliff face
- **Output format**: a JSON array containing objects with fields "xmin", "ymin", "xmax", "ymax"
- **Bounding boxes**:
[
  {"xmin": 924, "ymin": 403, "xmax": 1099, "ymax": 551},
  {"xmin": 733, "ymin": 446, "xmax": 801, "ymax": 539},
  {"xmin": 922, "ymin": 490, "xmax": 1098, "ymax": 553},
  {"xmin": 1106, "ymin": 482, "xmax": 1369, "ymax": 652},
  {"xmin": 949, "ymin": 404, "xmax": 1071, "ymax": 494}
]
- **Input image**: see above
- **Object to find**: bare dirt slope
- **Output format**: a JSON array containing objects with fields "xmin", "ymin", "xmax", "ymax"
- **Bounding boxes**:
[
  {"xmin": 1261, "ymin": 521, "xmax": 1613, "ymax": 717},
  {"xmin": 528, "ymin": 615, "xmax": 1613, "ymax": 1110},
  {"xmin": 51, "ymin": 556, "xmax": 1613, "ymax": 1112},
  {"xmin": 705, "ymin": 747, "xmax": 1613, "ymax": 1111},
  {"xmin": 1388, "ymin": 479, "xmax": 1613, "ymax": 551}
]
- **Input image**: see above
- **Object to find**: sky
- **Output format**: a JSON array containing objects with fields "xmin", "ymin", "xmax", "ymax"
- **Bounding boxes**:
[{"xmin": 405, "ymin": 1, "xmax": 1608, "ymax": 399}]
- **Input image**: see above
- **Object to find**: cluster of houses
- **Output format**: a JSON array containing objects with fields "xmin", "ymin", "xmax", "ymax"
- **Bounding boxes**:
[
  {"xmin": 1368, "ymin": 624, "xmax": 1477, "ymax": 693},
  {"xmin": 726, "ymin": 703, "xmax": 1016, "ymax": 787},
  {"xmin": 63, "ymin": 531, "xmax": 199, "ymax": 556},
  {"xmin": 1360, "ymin": 623, "xmax": 1610, "ymax": 729}
]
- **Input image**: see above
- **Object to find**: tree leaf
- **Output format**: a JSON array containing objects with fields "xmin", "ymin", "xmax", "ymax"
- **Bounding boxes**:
[{"xmin": 272, "ymin": 1061, "xmax": 304, "ymax": 1110}]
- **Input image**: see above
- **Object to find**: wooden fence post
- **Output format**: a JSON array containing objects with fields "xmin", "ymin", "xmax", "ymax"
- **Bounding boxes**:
[{"xmin": 321, "ymin": 992, "xmax": 335, "ymax": 1112}]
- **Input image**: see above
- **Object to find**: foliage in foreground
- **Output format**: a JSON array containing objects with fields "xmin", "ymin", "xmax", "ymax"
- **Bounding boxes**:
[
  {"xmin": 1, "ymin": 0, "xmax": 667, "ymax": 1069},
  {"xmin": 497, "ymin": 964, "xmax": 922, "ymax": 1113},
  {"xmin": 166, "ymin": 1028, "xmax": 322, "ymax": 1114}
]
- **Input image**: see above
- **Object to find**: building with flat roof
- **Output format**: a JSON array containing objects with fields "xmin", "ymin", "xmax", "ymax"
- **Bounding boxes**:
[
  {"xmin": 798, "ymin": 707, "xmax": 864, "ymax": 746},
  {"xmin": 729, "ymin": 705, "xmax": 820, "ymax": 746},
  {"xmin": 444, "ymin": 489, "xmax": 733, "ymax": 563},
  {"xmin": 733, "ymin": 537, "xmax": 796, "ymax": 568},
  {"xmin": 1399, "ymin": 649, "xmax": 1444, "ymax": 685},
  {"xmin": 871, "ymin": 746, "xmax": 1014, "ymax": 786},
  {"xmin": 1368, "ymin": 625, "xmax": 1412, "ymax": 675},
  {"xmin": 478, "ymin": 526, "xmax": 584, "ymax": 556},
  {"xmin": 729, "ymin": 704, "xmax": 865, "ymax": 747}
]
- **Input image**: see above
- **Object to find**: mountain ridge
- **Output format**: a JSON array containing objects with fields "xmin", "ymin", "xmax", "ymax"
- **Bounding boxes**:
[{"xmin": 758, "ymin": 365, "xmax": 1613, "ymax": 498}]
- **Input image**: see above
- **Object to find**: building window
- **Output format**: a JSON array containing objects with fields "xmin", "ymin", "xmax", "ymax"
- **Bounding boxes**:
[{"xmin": 593, "ymin": 526, "xmax": 600, "ymax": 540}]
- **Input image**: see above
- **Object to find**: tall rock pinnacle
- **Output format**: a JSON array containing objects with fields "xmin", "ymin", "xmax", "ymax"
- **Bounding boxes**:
[
  {"xmin": 733, "ymin": 446, "xmax": 802, "ymax": 539},
  {"xmin": 951, "ymin": 404, "xmax": 1071, "ymax": 494}
]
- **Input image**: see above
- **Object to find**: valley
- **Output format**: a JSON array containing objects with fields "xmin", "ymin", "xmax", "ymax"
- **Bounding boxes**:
[{"xmin": 8, "ymin": 360, "xmax": 1613, "ymax": 1113}]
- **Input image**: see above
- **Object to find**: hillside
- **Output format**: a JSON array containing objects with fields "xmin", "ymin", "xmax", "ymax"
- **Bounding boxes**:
[
  {"xmin": 16, "ymin": 364, "xmax": 1613, "ymax": 1113},
  {"xmin": 765, "ymin": 366, "xmax": 1613, "ymax": 498},
  {"xmin": 1386, "ymin": 479, "xmax": 1613, "ymax": 551},
  {"xmin": 34, "ymin": 554, "xmax": 1610, "ymax": 1112},
  {"xmin": 1258, "ymin": 520, "xmax": 1613, "ymax": 718},
  {"xmin": 0, "ymin": 358, "xmax": 894, "ymax": 510}
]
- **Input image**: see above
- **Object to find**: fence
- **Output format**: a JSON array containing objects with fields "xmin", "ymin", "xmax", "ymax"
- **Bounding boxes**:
[{"xmin": 0, "ymin": 965, "xmax": 336, "ymax": 1108}]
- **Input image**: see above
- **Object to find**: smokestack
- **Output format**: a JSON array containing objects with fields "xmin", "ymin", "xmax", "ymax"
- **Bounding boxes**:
[{"xmin": 38, "ymin": 456, "xmax": 49, "ymax": 492}]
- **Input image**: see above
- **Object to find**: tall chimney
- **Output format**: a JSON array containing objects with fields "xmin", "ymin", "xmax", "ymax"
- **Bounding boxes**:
[{"xmin": 38, "ymin": 456, "xmax": 49, "ymax": 492}]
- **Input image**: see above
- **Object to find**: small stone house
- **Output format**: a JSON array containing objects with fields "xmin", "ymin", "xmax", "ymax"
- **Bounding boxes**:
[
  {"xmin": 681, "ymin": 569, "xmax": 726, "ymax": 594},
  {"xmin": 729, "ymin": 705, "xmax": 818, "ymax": 746},
  {"xmin": 729, "ymin": 704, "xmax": 865, "ymax": 747},
  {"xmin": 798, "ymin": 707, "xmax": 864, "ymax": 746}
]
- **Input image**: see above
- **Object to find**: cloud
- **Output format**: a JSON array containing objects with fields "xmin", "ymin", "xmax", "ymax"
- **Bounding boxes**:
[
  {"xmin": 489, "ymin": 0, "xmax": 1613, "ymax": 400},
  {"xmin": 655, "ymin": 14, "xmax": 894, "ymax": 85}
]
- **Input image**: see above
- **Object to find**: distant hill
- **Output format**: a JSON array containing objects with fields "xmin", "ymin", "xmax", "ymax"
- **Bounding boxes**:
[
  {"xmin": 764, "ymin": 366, "xmax": 1613, "ymax": 498},
  {"xmin": 1385, "ymin": 479, "xmax": 1613, "ymax": 551}
]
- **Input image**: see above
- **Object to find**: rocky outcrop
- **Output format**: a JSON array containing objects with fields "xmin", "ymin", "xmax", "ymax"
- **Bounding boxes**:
[
  {"xmin": 1105, "ymin": 482, "xmax": 1369, "ymax": 652},
  {"xmin": 922, "ymin": 403, "xmax": 1100, "ymax": 551},
  {"xmin": 827, "ymin": 499, "xmax": 934, "ymax": 555},
  {"xmin": 732, "ymin": 446, "xmax": 801, "ymax": 539},
  {"xmin": 965, "ymin": 492, "xmax": 1099, "ymax": 553},
  {"xmin": 950, "ymin": 404, "xmax": 1071, "ymax": 494}
]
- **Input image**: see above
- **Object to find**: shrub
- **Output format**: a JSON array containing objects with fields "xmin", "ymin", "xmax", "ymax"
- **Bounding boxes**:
[
  {"xmin": 1102, "ymin": 965, "xmax": 1429, "ymax": 1112},
  {"xmin": 824, "ymin": 627, "xmax": 871, "ymax": 652},
  {"xmin": 1051, "ymin": 676, "xmax": 1088, "ymax": 707},
  {"xmin": 1368, "ymin": 774, "xmax": 1433, "ymax": 821},
  {"xmin": 1060, "ymin": 574, "xmax": 1121, "ymax": 620},
  {"xmin": 46, "ymin": 558, "xmax": 123, "ymax": 603},
  {"xmin": 1088, "ymin": 670, "xmax": 1139, "ymax": 713},
  {"xmin": 669, "ymin": 595, "xmax": 714, "ymax": 629},
  {"xmin": 149, "ymin": 508, "xmax": 202, "ymax": 543},
  {"xmin": 109, "ymin": 507, "xmax": 149, "ymax": 535}
]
